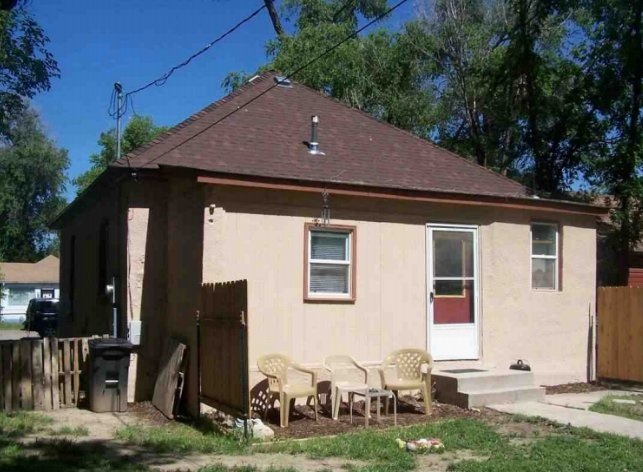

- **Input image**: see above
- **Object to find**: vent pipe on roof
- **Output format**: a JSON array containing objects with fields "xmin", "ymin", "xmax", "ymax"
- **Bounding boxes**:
[
  {"xmin": 309, "ymin": 115, "xmax": 324, "ymax": 155},
  {"xmin": 274, "ymin": 76, "xmax": 292, "ymax": 87}
]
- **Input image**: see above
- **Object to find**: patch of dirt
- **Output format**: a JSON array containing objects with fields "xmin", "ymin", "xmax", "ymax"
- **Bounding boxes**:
[
  {"xmin": 187, "ymin": 453, "xmax": 368, "ymax": 472},
  {"xmin": 493, "ymin": 418, "xmax": 555, "ymax": 446},
  {"xmin": 415, "ymin": 450, "xmax": 488, "ymax": 471},
  {"xmin": 483, "ymin": 410, "xmax": 577, "ymax": 447},
  {"xmin": 127, "ymin": 401, "xmax": 173, "ymax": 426},
  {"xmin": 265, "ymin": 395, "xmax": 492, "ymax": 439},
  {"xmin": 544, "ymin": 382, "xmax": 605, "ymax": 395}
]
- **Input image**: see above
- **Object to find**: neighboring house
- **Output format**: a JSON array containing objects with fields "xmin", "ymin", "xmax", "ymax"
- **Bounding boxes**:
[
  {"xmin": 0, "ymin": 255, "xmax": 60, "ymax": 323},
  {"xmin": 51, "ymin": 72, "xmax": 607, "ymax": 414},
  {"xmin": 593, "ymin": 195, "xmax": 643, "ymax": 286}
]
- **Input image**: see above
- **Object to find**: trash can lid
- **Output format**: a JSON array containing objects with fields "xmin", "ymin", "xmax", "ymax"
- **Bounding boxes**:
[{"xmin": 88, "ymin": 338, "xmax": 134, "ymax": 351}]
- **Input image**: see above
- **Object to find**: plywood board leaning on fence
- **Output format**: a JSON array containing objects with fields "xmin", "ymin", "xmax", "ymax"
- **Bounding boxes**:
[{"xmin": 152, "ymin": 338, "xmax": 187, "ymax": 419}]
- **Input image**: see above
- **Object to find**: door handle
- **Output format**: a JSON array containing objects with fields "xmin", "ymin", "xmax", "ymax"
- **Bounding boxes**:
[{"xmin": 429, "ymin": 292, "xmax": 434, "ymax": 303}]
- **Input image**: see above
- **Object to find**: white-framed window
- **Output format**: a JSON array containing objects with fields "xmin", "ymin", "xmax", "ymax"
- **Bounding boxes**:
[
  {"xmin": 7, "ymin": 286, "xmax": 37, "ymax": 306},
  {"xmin": 305, "ymin": 224, "xmax": 355, "ymax": 301},
  {"xmin": 531, "ymin": 222, "xmax": 559, "ymax": 290}
]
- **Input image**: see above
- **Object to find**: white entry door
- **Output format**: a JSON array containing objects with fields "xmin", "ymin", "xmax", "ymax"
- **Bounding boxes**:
[{"xmin": 427, "ymin": 224, "xmax": 479, "ymax": 360}]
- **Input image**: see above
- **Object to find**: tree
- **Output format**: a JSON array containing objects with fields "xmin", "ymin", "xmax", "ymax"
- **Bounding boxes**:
[
  {"xmin": 412, "ymin": 0, "xmax": 600, "ymax": 194},
  {"xmin": 0, "ymin": 5, "xmax": 59, "ymax": 140},
  {"xmin": 413, "ymin": 0, "xmax": 518, "ymax": 171},
  {"xmin": 73, "ymin": 115, "xmax": 168, "ymax": 193},
  {"xmin": 581, "ymin": 0, "xmax": 643, "ymax": 283},
  {"xmin": 0, "ymin": 107, "xmax": 69, "ymax": 262}
]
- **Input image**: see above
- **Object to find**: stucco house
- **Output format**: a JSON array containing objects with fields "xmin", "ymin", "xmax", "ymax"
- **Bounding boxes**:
[
  {"xmin": 52, "ymin": 72, "xmax": 606, "ymax": 414},
  {"xmin": 0, "ymin": 255, "xmax": 60, "ymax": 323}
]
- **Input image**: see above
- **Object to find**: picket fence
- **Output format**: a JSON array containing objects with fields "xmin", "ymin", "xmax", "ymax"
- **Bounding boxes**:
[{"xmin": 0, "ymin": 337, "xmax": 98, "ymax": 412}]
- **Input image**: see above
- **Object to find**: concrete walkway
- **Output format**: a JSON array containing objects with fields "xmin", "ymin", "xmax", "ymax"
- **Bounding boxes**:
[
  {"xmin": 543, "ymin": 390, "xmax": 638, "ymax": 410},
  {"xmin": 489, "ymin": 390, "xmax": 643, "ymax": 440}
]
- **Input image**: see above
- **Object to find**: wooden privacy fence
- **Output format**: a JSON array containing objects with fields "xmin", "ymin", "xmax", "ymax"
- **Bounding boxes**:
[
  {"xmin": 198, "ymin": 280, "xmax": 249, "ymax": 419},
  {"xmin": 0, "ymin": 337, "xmax": 93, "ymax": 412},
  {"xmin": 597, "ymin": 287, "xmax": 643, "ymax": 383}
]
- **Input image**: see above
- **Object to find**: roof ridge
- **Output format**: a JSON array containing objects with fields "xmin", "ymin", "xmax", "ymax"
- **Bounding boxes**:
[
  {"xmin": 112, "ymin": 71, "xmax": 278, "ymax": 168},
  {"xmin": 291, "ymin": 82, "xmax": 528, "ymax": 194}
]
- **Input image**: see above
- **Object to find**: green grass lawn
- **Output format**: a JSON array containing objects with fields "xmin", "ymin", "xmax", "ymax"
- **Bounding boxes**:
[
  {"xmin": 2, "ymin": 410, "xmax": 643, "ymax": 471},
  {"xmin": 0, "ymin": 321, "xmax": 24, "ymax": 330},
  {"xmin": 115, "ymin": 414, "xmax": 643, "ymax": 472},
  {"xmin": 115, "ymin": 421, "xmax": 247, "ymax": 455},
  {"xmin": 589, "ymin": 393, "xmax": 643, "ymax": 422}
]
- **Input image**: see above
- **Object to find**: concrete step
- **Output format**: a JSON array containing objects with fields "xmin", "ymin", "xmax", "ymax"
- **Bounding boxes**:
[
  {"xmin": 434, "ymin": 370, "xmax": 536, "ymax": 393},
  {"xmin": 463, "ymin": 386, "xmax": 546, "ymax": 408},
  {"xmin": 432, "ymin": 369, "xmax": 545, "ymax": 408}
]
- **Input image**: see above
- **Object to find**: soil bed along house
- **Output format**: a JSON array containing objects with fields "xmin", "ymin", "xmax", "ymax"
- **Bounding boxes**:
[{"xmin": 51, "ymin": 72, "xmax": 607, "ymax": 416}]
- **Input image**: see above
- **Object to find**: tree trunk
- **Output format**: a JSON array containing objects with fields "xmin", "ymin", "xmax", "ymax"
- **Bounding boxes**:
[{"xmin": 264, "ymin": 0, "xmax": 285, "ymax": 37}]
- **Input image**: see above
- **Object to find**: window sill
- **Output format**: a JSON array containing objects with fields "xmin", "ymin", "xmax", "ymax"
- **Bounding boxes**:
[{"xmin": 304, "ymin": 296, "xmax": 356, "ymax": 304}]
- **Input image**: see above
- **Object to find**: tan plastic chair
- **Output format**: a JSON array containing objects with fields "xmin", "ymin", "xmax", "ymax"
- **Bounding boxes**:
[
  {"xmin": 257, "ymin": 353, "xmax": 318, "ymax": 428},
  {"xmin": 378, "ymin": 349, "xmax": 433, "ymax": 415},
  {"xmin": 323, "ymin": 355, "xmax": 369, "ymax": 420}
]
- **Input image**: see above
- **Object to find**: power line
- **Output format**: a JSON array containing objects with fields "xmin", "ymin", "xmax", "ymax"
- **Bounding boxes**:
[
  {"xmin": 128, "ymin": 0, "xmax": 409, "ymax": 170},
  {"xmin": 125, "ymin": 3, "xmax": 266, "ymax": 99}
]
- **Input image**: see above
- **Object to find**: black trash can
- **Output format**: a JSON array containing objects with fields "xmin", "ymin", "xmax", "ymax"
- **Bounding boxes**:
[{"xmin": 88, "ymin": 338, "xmax": 133, "ymax": 413}]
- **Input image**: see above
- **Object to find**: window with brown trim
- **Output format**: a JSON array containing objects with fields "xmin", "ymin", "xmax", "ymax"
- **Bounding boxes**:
[
  {"xmin": 304, "ymin": 224, "xmax": 356, "ymax": 302},
  {"xmin": 531, "ymin": 222, "xmax": 559, "ymax": 290}
]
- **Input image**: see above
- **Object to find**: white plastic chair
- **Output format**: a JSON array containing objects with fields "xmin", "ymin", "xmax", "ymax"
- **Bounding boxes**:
[{"xmin": 323, "ymin": 355, "xmax": 369, "ymax": 420}]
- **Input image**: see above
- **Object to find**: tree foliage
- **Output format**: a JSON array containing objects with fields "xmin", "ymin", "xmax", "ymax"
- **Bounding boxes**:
[
  {"xmin": 0, "ymin": 5, "xmax": 59, "ymax": 140},
  {"xmin": 73, "ymin": 115, "xmax": 168, "ymax": 193},
  {"xmin": 415, "ymin": 0, "xmax": 603, "ymax": 194},
  {"xmin": 0, "ymin": 107, "xmax": 69, "ymax": 262},
  {"xmin": 579, "ymin": 0, "xmax": 643, "ymax": 281}
]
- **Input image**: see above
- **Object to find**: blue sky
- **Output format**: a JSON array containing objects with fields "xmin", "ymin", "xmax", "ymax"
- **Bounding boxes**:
[{"xmin": 29, "ymin": 0, "xmax": 415, "ymax": 200}]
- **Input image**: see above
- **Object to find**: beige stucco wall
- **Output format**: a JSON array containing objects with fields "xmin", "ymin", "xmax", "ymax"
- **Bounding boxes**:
[
  {"xmin": 58, "ymin": 183, "xmax": 125, "ymax": 338},
  {"xmin": 58, "ymin": 178, "xmax": 171, "ymax": 402},
  {"xmin": 119, "ymin": 176, "xmax": 202, "ymax": 409},
  {"xmin": 125, "ymin": 179, "xmax": 170, "ymax": 400},
  {"xmin": 56, "ymin": 174, "xmax": 597, "ymax": 413},
  {"xmin": 164, "ymin": 177, "xmax": 204, "ymax": 416},
  {"xmin": 202, "ymin": 185, "xmax": 596, "ymax": 389}
]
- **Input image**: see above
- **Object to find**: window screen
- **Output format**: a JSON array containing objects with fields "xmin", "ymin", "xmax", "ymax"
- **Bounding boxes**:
[{"xmin": 307, "ymin": 228, "xmax": 354, "ymax": 299}]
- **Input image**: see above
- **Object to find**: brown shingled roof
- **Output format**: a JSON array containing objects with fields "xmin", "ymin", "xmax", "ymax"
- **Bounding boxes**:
[
  {"xmin": 112, "ymin": 72, "xmax": 529, "ymax": 198},
  {"xmin": 0, "ymin": 255, "xmax": 59, "ymax": 284}
]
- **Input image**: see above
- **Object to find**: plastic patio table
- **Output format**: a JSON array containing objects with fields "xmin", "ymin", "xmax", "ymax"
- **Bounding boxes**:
[{"xmin": 343, "ymin": 386, "xmax": 397, "ymax": 426}]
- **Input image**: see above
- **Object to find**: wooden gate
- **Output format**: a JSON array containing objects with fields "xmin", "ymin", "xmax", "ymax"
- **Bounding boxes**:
[
  {"xmin": 198, "ymin": 280, "xmax": 249, "ymax": 418},
  {"xmin": 597, "ymin": 287, "xmax": 643, "ymax": 383},
  {"xmin": 0, "ymin": 337, "xmax": 92, "ymax": 412}
]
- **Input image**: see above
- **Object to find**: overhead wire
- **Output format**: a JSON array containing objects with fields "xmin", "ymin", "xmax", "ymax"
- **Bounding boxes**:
[
  {"xmin": 124, "ymin": 4, "xmax": 267, "ymax": 98},
  {"xmin": 107, "ymin": 3, "xmax": 266, "ymax": 121},
  {"xmin": 127, "ymin": 0, "xmax": 410, "ymax": 171},
  {"xmin": 104, "ymin": 2, "xmax": 268, "ymax": 178}
]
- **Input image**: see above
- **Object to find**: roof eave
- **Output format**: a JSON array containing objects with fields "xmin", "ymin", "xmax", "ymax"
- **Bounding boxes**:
[
  {"xmin": 184, "ymin": 168, "xmax": 608, "ymax": 217},
  {"xmin": 50, "ymin": 167, "xmax": 134, "ymax": 230}
]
